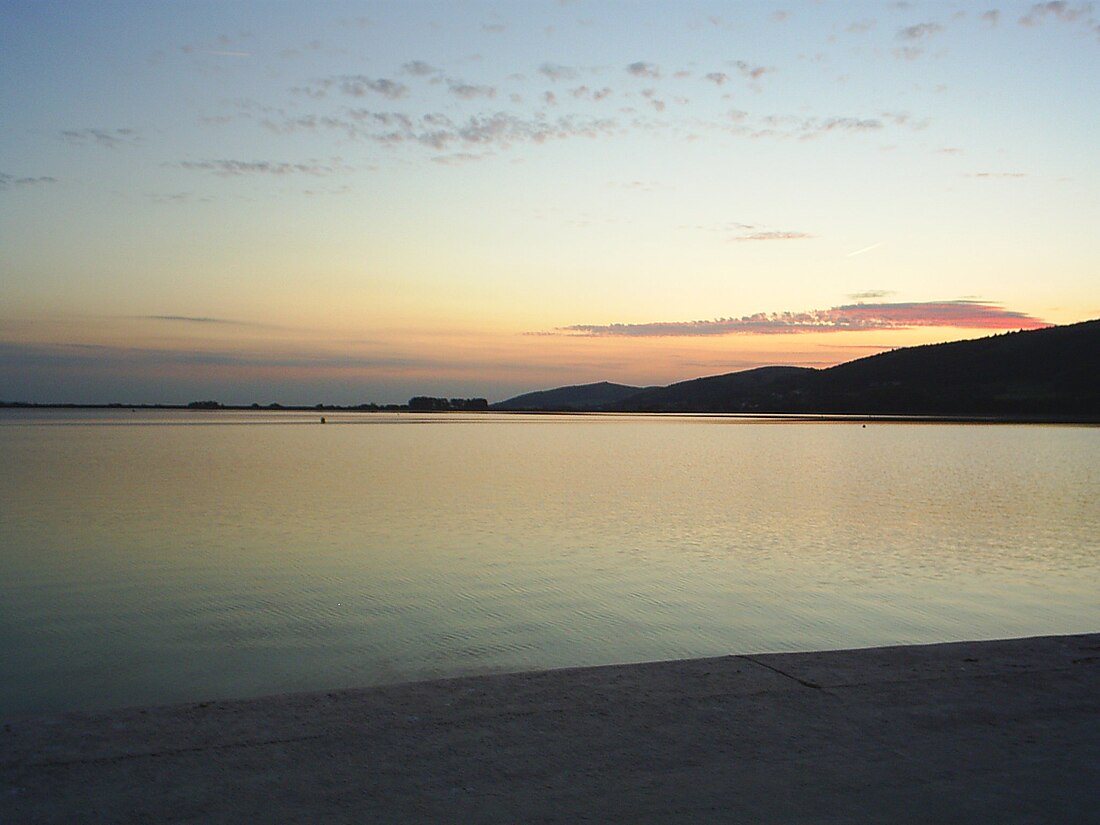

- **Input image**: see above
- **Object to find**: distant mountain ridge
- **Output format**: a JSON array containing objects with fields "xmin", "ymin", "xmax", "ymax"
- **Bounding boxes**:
[
  {"xmin": 494, "ymin": 319, "xmax": 1100, "ymax": 419},
  {"xmin": 491, "ymin": 381, "xmax": 647, "ymax": 411}
]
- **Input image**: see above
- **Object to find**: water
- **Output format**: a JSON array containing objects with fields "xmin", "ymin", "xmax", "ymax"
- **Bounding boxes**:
[{"xmin": 2, "ymin": 409, "xmax": 1098, "ymax": 716}]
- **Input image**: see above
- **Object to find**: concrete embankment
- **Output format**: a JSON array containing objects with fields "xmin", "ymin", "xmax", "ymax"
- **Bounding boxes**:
[{"xmin": 4, "ymin": 633, "xmax": 1099, "ymax": 823}]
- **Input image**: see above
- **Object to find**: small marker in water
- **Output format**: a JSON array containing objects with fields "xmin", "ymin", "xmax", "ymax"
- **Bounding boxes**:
[{"xmin": 321, "ymin": 417, "xmax": 326, "ymax": 424}]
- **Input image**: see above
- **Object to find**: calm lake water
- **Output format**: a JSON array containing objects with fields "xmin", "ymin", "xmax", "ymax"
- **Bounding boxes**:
[{"xmin": 2, "ymin": 409, "xmax": 1098, "ymax": 716}]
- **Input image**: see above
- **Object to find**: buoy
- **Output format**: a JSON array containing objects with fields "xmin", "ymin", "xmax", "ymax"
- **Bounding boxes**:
[{"xmin": 321, "ymin": 417, "xmax": 326, "ymax": 424}]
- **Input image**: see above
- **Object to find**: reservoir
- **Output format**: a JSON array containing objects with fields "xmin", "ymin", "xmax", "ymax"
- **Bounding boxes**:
[{"xmin": 2, "ymin": 409, "xmax": 1097, "ymax": 716}]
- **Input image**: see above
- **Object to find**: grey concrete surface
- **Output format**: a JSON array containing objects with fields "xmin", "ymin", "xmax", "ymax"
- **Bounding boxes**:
[{"xmin": 3, "ymin": 633, "xmax": 1100, "ymax": 823}]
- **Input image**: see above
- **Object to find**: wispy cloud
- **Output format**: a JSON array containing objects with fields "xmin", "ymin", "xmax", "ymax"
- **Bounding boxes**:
[
  {"xmin": 847, "ymin": 289, "xmax": 894, "ymax": 299},
  {"xmin": 402, "ymin": 60, "xmax": 440, "ymax": 76},
  {"xmin": 0, "ymin": 340, "xmax": 425, "ymax": 372},
  {"xmin": 0, "ymin": 173, "xmax": 57, "ymax": 191},
  {"xmin": 538, "ymin": 62, "xmax": 578, "ymax": 81},
  {"xmin": 173, "ymin": 159, "xmax": 343, "ymax": 176},
  {"xmin": 335, "ymin": 76, "xmax": 408, "ymax": 99},
  {"xmin": 728, "ymin": 60, "xmax": 771, "ymax": 80},
  {"xmin": 145, "ymin": 192, "xmax": 214, "ymax": 205},
  {"xmin": 732, "ymin": 230, "xmax": 813, "ymax": 242},
  {"xmin": 1019, "ymin": 1, "xmax": 1092, "ymax": 26},
  {"xmin": 897, "ymin": 22, "xmax": 945, "ymax": 40},
  {"xmin": 246, "ymin": 50, "xmax": 927, "ymax": 163},
  {"xmin": 892, "ymin": 20, "xmax": 947, "ymax": 60},
  {"xmin": 846, "ymin": 243, "xmax": 885, "ymax": 258},
  {"xmin": 448, "ymin": 81, "xmax": 497, "ymax": 99},
  {"xmin": 735, "ymin": 114, "xmax": 893, "ymax": 141},
  {"xmin": 263, "ymin": 110, "xmax": 617, "ymax": 153},
  {"xmin": 555, "ymin": 301, "xmax": 1048, "ymax": 337},
  {"xmin": 626, "ymin": 61, "xmax": 661, "ymax": 79},
  {"xmin": 140, "ymin": 315, "xmax": 236, "ymax": 324},
  {"xmin": 60, "ymin": 128, "xmax": 139, "ymax": 149}
]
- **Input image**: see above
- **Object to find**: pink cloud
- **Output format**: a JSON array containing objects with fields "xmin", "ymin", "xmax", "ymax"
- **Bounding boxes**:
[{"xmin": 557, "ymin": 301, "xmax": 1049, "ymax": 337}]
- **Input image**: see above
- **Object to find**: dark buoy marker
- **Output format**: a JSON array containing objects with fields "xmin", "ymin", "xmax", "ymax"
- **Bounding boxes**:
[{"xmin": 321, "ymin": 417, "xmax": 326, "ymax": 424}]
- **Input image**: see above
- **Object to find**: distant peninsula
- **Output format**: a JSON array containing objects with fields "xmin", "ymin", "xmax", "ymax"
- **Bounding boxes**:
[{"xmin": 0, "ymin": 397, "xmax": 489, "ymax": 414}]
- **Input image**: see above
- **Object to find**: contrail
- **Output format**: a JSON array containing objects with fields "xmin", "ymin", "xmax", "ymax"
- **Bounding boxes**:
[{"xmin": 847, "ymin": 241, "xmax": 884, "ymax": 257}]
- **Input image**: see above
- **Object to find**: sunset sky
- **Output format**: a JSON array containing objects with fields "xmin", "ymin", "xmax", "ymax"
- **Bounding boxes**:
[{"xmin": 2, "ymin": 1, "xmax": 1098, "ymax": 404}]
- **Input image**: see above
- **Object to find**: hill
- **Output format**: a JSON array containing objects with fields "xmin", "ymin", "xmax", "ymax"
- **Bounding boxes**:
[
  {"xmin": 606, "ymin": 320, "xmax": 1100, "ymax": 417},
  {"xmin": 492, "ymin": 381, "xmax": 648, "ymax": 411}
]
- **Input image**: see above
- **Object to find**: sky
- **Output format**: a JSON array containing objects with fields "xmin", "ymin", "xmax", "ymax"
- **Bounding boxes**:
[{"xmin": 2, "ymin": 0, "xmax": 1098, "ymax": 405}]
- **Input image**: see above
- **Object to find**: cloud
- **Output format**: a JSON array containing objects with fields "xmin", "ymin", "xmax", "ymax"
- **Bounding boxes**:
[
  {"xmin": 738, "ymin": 114, "xmax": 890, "ymax": 140},
  {"xmin": 980, "ymin": 9, "xmax": 1001, "ymax": 26},
  {"xmin": 847, "ymin": 290, "xmax": 895, "ymax": 299},
  {"xmin": 59, "ymin": 128, "xmax": 139, "ymax": 148},
  {"xmin": 448, "ymin": 81, "xmax": 497, "ymax": 99},
  {"xmin": 640, "ymin": 88, "xmax": 665, "ymax": 111},
  {"xmin": 555, "ymin": 301, "xmax": 1048, "ymax": 337},
  {"xmin": 0, "ymin": 340, "xmax": 427, "ymax": 373},
  {"xmin": 173, "ymin": 159, "xmax": 342, "ymax": 176},
  {"xmin": 146, "ymin": 192, "xmax": 213, "ymax": 204},
  {"xmin": 893, "ymin": 46, "xmax": 926, "ymax": 60},
  {"xmin": 897, "ymin": 22, "xmax": 945, "ymax": 39},
  {"xmin": 264, "ymin": 110, "xmax": 618, "ymax": 153},
  {"xmin": 402, "ymin": 60, "xmax": 440, "ymax": 76},
  {"xmin": 538, "ymin": 62, "xmax": 578, "ymax": 81},
  {"xmin": 333, "ymin": 76, "xmax": 408, "ymax": 99},
  {"xmin": 846, "ymin": 242, "xmax": 885, "ymax": 257},
  {"xmin": 431, "ymin": 152, "xmax": 483, "ymax": 165},
  {"xmin": 729, "ymin": 60, "xmax": 771, "ymax": 79},
  {"xmin": 969, "ymin": 171, "xmax": 1027, "ymax": 178},
  {"xmin": 704, "ymin": 72, "xmax": 729, "ymax": 85},
  {"xmin": 0, "ymin": 173, "xmax": 57, "ymax": 191},
  {"xmin": 1019, "ymin": 1, "xmax": 1091, "ymax": 26},
  {"xmin": 732, "ymin": 230, "xmax": 813, "ymax": 241},
  {"xmin": 626, "ymin": 61, "xmax": 661, "ymax": 79},
  {"xmin": 481, "ymin": 22, "xmax": 507, "ymax": 33},
  {"xmin": 141, "ymin": 315, "xmax": 236, "ymax": 324},
  {"xmin": 893, "ymin": 21, "xmax": 946, "ymax": 59}
]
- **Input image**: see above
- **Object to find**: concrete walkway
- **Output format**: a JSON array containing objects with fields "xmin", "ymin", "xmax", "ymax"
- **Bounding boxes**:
[{"xmin": 4, "ymin": 633, "xmax": 1100, "ymax": 823}]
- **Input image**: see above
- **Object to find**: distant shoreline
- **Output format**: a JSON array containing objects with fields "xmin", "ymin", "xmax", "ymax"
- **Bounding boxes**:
[{"xmin": 2, "ymin": 402, "xmax": 1098, "ymax": 425}]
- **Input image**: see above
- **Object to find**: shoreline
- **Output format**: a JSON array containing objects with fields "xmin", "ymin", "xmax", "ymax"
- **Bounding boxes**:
[
  {"xmin": 3, "ymin": 404, "xmax": 1099, "ymax": 425},
  {"xmin": 4, "ymin": 632, "xmax": 1099, "ymax": 823}
]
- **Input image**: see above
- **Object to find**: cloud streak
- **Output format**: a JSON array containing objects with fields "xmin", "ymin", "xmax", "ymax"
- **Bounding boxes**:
[
  {"xmin": 897, "ymin": 22, "xmax": 945, "ymax": 40},
  {"xmin": 140, "ymin": 315, "xmax": 236, "ymax": 324},
  {"xmin": 556, "ymin": 301, "xmax": 1049, "ymax": 337},
  {"xmin": 0, "ymin": 173, "xmax": 57, "ymax": 191},
  {"xmin": 60, "ymin": 128, "xmax": 139, "ymax": 149},
  {"xmin": 174, "ymin": 159, "xmax": 343, "ymax": 176},
  {"xmin": 335, "ymin": 76, "xmax": 408, "ymax": 99},
  {"xmin": 264, "ymin": 110, "xmax": 618, "ymax": 152},
  {"xmin": 1019, "ymin": 1, "xmax": 1093, "ymax": 27},
  {"xmin": 732, "ymin": 230, "xmax": 813, "ymax": 242}
]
